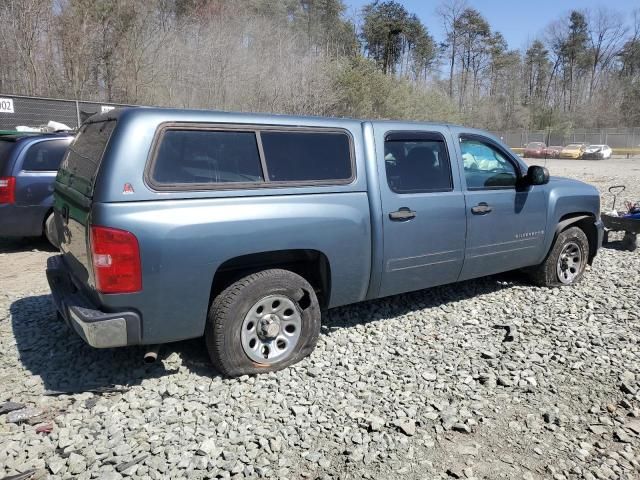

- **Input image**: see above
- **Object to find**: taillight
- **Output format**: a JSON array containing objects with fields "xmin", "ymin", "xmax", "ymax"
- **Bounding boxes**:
[
  {"xmin": 90, "ymin": 226, "xmax": 142, "ymax": 294},
  {"xmin": 0, "ymin": 177, "xmax": 16, "ymax": 204}
]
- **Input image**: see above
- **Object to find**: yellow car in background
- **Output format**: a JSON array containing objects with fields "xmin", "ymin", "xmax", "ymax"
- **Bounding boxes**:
[{"xmin": 559, "ymin": 143, "xmax": 587, "ymax": 159}]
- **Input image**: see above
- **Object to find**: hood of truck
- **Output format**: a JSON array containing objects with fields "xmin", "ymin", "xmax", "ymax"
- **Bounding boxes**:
[{"xmin": 548, "ymin": 176, "xmax": 600, "ymax": 196}]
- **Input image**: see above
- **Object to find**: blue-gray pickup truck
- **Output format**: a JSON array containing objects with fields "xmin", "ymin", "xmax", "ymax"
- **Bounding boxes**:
[{"xmin": 46, "ymin": 108, "xmax": 603, "ymax": 376}]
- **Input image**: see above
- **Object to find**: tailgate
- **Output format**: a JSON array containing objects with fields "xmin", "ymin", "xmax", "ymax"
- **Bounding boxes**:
[{"xmin": 54, "ymin": 120, "xmax": 116, "ymax": 285}]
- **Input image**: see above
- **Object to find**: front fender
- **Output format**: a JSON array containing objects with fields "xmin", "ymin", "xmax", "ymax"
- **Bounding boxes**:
[{"xmin": 539, "ymin": 177, "xmax": 601, "ymax": 263}]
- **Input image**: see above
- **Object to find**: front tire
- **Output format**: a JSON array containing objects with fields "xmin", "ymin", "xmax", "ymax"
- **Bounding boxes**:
[
  {"xmin": 529, "ymin": 226, "xmax": 589, "ymax": 287},
  {"xmin": 205, "ymin": 269, "xmax": 321, "ymax": 377}
]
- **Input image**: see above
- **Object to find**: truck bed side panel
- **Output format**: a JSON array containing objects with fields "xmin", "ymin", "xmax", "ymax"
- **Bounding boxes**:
[{"xmin": 91, "ymin": 193, "xmax": 371, "ymax": 344}]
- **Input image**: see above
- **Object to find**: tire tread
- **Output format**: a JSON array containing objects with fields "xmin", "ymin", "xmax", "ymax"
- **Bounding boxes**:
[
  {"xmin": 205, "ymin": 269, "xmax": 320, "ymax": 377},
  {"xmin": 528, "ymin": 226, "xmax": 589, "ymax": 287}
]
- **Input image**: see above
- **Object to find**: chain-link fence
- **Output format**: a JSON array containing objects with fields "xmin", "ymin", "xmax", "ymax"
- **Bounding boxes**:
[
  {"xmin": 0, "ymin": 93, "xmax": 135, "ymax": 130},
  {"xmin": 2, "ymin": 93, "xmax": 640, "ymax": 153},
  {"xmin": 490, "ymin": 128, "xmax": 640, "ymax": 151}
]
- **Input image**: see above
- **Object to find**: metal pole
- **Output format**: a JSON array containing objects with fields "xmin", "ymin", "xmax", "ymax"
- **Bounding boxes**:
[{"xmin": 75, "ymin": 100, "xmax": 81, "ymax": 128}]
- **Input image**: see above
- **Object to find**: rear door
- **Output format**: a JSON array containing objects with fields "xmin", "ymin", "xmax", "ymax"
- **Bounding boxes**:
[
  {"xmin": 54, "ymin": 121, "xmax": 116, "ymax": 285},
  {"xmin": 452, "ymin": 130, "xmax": 547, "ymax": 280},
  {"xmin": 375, "ymin": 126, "xmax": 467, "ymax": 297}
]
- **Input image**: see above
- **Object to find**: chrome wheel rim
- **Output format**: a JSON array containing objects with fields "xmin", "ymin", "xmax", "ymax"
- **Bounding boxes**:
[
  {"xmin": 241, "ymin": 295, "xmax": 302, "ymax": 364},
  {"xmin": 556, "ymin": 241, "xmax": 583, "ymax": 284}
]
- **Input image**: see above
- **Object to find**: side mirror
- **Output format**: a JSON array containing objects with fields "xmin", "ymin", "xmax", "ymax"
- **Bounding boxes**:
[{"xmin": 527, "ymin": 165, "xmax": 549, "ymax": 185}]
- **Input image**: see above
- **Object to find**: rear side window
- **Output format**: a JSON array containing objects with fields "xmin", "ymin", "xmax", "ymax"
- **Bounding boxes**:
[
  {"xmin": 260, "ymin": 131, "xmax": 352, "ymax": 182},
  {"xmin": 59, "ymin": 121, "xmax": 116, "ymax": 195},
  {"xmin": 22, "ymin": 140, "xmax": 69, "ymax": 171},
  {"xmin": 152, "ymin": 130, "xmax": 263, "ymax": 184},
  {"xmin": 149, "ymin": 126, "xmax": 354, "ymax": 188},
  {"xmin": 384, "ymin": 132, "xmax": 453, "ymax": 193}
]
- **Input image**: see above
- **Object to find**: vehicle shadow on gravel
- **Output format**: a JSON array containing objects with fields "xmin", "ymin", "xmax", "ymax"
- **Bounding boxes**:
[
  {"xmin": 10, "ymin": 294, "xmax": 219, "ymax": 392},
  {"xmin": 601, "ymin": 238, "xmax": 636, "ymax": 252},
  {"xmin": 10, "ymin": 273, "xmax": 528, "ymax": 389},
  {"xmin": 322, "ymin": 271, "xmax": 526, "ymax": 330},
  {"xmin": 0, "ymin": 237, "xmax": 57, "ymax": 253}
]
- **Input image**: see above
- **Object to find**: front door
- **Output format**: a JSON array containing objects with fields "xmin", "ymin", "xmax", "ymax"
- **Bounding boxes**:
[
  {"xmin": 453, "ymin": 131, "xmax": 547, "ymax": 280},
  {"xmin": 376, "ymin": 127, "xmax": 467, "ymax": 298}
]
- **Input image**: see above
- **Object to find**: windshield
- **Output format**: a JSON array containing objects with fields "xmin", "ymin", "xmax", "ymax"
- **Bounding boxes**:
[
  {"xmin": 526, "ymin": 142, "xmax": 545, "ymax": 148},
  {"xmin": 566, "ymin": 144, "xmax": 582, "ymax": 148}
]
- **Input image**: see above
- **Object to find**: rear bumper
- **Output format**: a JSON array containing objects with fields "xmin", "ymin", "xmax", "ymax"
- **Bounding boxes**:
[
  {"xmin": 46, "ymin": 255, "xmax": 141, "ymax": 348},
  {"xmin": 0, "ymin": 204, "xmax": 47, "ymax": 237}
]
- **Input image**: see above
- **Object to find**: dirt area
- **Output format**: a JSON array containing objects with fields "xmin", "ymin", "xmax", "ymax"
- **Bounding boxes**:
[
  {"xmin": 0, "ymin": 238, "xmax": 55, "ymax": 296},
  {"xmin": 523, "ymin": 157, "xmax": 640, "ymax": 211}
]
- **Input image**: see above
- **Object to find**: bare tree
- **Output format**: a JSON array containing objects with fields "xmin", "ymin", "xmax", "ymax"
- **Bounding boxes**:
[
  {"xmin": 0, "ymin": 0, "xmax": 51, "ymax": 95},
  {"xmin": 437, "ymin": 0, "xmax": 467, "ymax": 98},
  {"xmin": 586, "ymin": 7, "xmax": 627, "ymax": 100}
]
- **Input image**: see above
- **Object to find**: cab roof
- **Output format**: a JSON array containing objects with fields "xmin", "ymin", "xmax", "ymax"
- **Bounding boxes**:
[{"xmin": 87, "ymin": 106, "xmax": 464, "ymax": 129}]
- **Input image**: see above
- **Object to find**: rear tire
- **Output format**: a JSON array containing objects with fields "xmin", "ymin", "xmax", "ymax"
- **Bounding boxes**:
[
  {"xmin": 205, "ymin": 269, "xmax": 321, "ymax": 377},
  {"xmin": 529, "ymin": 226, "xmax": 589, "ymax": 287}
]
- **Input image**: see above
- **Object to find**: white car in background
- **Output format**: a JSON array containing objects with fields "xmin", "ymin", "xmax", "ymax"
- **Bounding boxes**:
[{"xmin": 583, "ymin": 144, "xmax": 612, "ymax": 160}]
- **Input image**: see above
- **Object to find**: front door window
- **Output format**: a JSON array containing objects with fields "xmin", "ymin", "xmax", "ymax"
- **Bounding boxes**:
[{"xmin": 460, "ymin": 138, "xmax": 518, "ymax": 189}]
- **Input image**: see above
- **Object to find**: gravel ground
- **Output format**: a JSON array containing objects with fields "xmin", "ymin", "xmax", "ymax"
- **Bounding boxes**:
[{"xmin": 1, "ymin": 158, "xmax": 639, "ymax": 480}]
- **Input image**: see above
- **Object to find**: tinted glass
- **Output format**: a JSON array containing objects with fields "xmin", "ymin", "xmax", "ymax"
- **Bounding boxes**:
[
  {"xmin": 0, "ymin": 141, "xmax": 14, "ymax": 172},
  {"xmin": 384, "ymin": 137, "xmax": 452, "ymax": 193},
  {"xmin": 59, "ymin": 120, "xmax": 116, "ymax": 196},
  {"xmin": 22, "ymin": 140, "xmax": 68, "ymax": 171},
  {"xmin": 261, "ymin": 131, "xmax": 352, "ymax": 182},
  {"xmin": 152, "ymin": 130, "xmax": 263, "ymax": 184},
  {"xmin": 460, "ymin": 138, "xmax": 518, "ymax": 189}
]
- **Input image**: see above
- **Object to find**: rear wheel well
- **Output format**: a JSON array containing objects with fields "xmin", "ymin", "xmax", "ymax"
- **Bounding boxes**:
[
  {"xmin": 210, "ymin": 249, "xmax": 331, "ymax": 309},
  {"xmin": 557, "ymin": 213, "xmax": 598, "ymax": 263}
]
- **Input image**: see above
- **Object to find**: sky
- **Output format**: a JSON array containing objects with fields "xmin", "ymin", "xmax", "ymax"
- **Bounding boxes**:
[{"xmin": 344, "ymin": 0, "xmax": 637, "ymax": 51}]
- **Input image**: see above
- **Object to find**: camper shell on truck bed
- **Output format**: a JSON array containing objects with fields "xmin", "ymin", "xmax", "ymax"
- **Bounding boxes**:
[{"xmin": 47, "ymin": 107, "xmax": 603, "ymax": 377}]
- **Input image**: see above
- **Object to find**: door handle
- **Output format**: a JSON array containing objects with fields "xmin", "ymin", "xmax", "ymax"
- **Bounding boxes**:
[
  {"xmin": 389, "ymin": 207, "xmax": 416, "ymax": 221},
  {"xmin": 471, "ymin": 202, "xmax": 492, "ymax": 215}
]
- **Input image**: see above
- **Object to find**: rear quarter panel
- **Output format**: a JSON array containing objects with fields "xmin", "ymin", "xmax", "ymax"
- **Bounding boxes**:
[{"xmin": 93, "ymin": 194, "xmax": 371, "ymax": 344}]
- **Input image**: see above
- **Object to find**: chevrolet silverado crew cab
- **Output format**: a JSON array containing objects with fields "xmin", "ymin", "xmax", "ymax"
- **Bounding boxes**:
[{"xmin": 47, "ymin": 108, "xmax": 603, "ymax": 377}]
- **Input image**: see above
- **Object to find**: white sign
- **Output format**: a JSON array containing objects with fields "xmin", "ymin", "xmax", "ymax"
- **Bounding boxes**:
[
  {"xmin": 0, "ymin": 98, "xmax": 14, "ymax": 113},
  {"xmin": 101, "ymin": 105, "xmax": 115, "ymax": 113}
]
